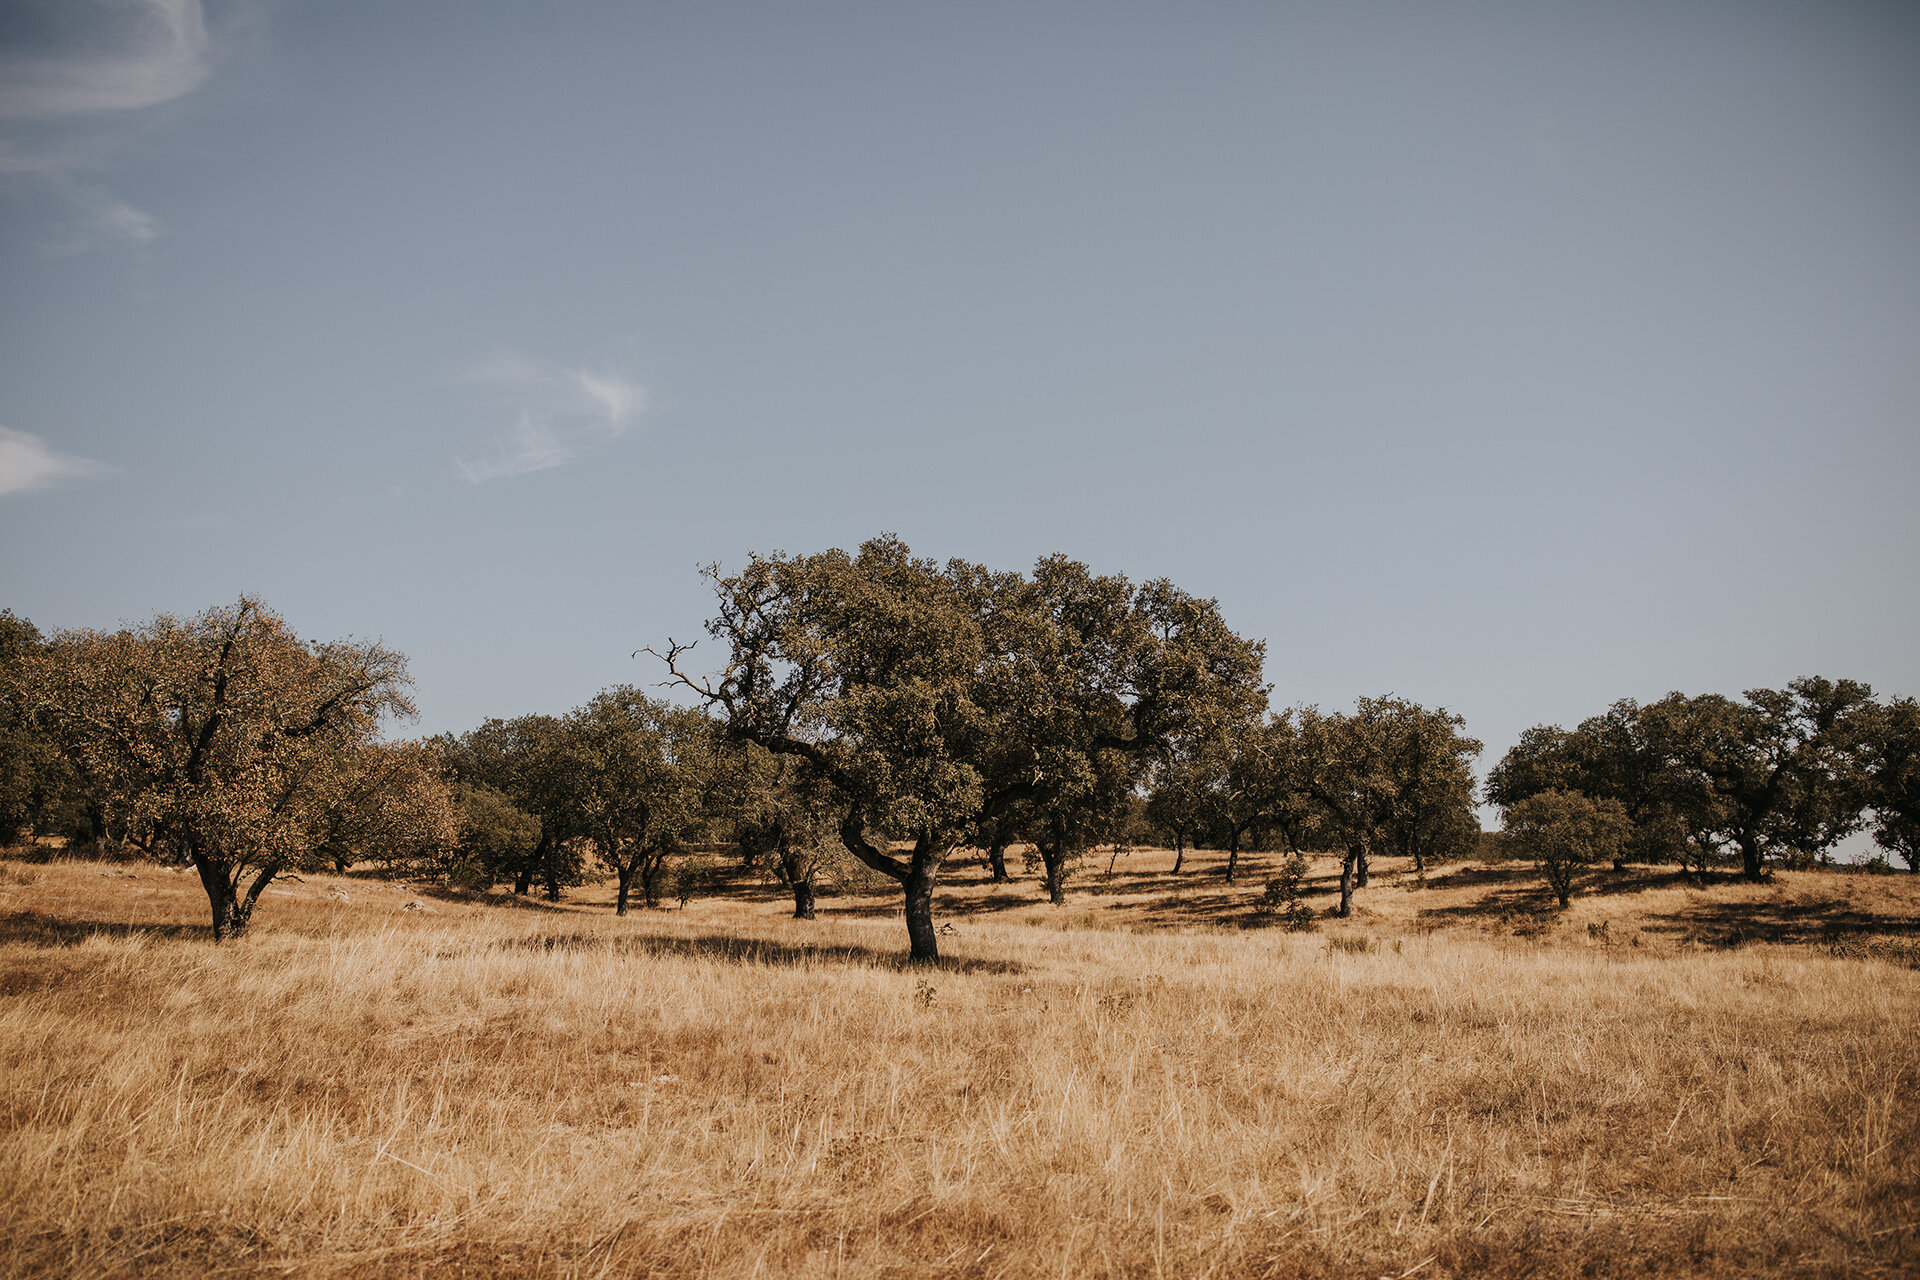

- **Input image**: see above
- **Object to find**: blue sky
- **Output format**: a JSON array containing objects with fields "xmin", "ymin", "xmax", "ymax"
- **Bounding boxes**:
[{"xmin": 3, "ymin": 1, "xmax": 1917, "ymax": 813}]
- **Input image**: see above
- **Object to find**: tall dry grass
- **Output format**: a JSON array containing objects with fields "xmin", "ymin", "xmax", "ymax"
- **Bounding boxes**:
[{"xmin": 0, "ymin": 857, "xmax": 1915, "ymax": 1278}]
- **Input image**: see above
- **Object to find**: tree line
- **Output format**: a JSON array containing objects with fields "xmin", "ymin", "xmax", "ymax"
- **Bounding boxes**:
[
  {"xmin": 1485, "ymin": 681, "xmax": 1920, "ymax": 898},
  {"xmin": 3, "ymin": 536, "xmax": 1915, "ymax": 959}
]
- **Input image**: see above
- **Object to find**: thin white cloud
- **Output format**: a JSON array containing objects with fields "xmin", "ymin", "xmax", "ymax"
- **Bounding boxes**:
[
  {"xmin": 454, "ymin": 356, "xmax": 649, "ymax": 484},
  {"xmin": 1, "ymin": 1, "xmax": 223, "ymax": 255},
  {"xmin": 35, "ymin": 179, "xmax": 163, "ymax": 255},
  {"xmin": 0, "ymin": 0, "xmax": 210, "ymax": 119},
  {"xmin": 0, "ymin": 426, "xmax": 108, "ymax": 497}
]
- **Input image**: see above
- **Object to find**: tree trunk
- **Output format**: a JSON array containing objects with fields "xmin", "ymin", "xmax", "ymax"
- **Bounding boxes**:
[
  {"xmin": 1738, "ymin": 837, "xmax": 1765, "ymax": 882},
  {"xmin": 543, "ymin": 868, "xmax": 560, "ymax": 901},
  {"xmin": 1171, "ymin": 834, "xmax": 1185, "ymax": 874},
  {"xmin": 1043, "ymin": 846, "xmax": 1068, "ymax": 905},
  {"xmin": 987, "ymin": 839, "xmax": 1010, "ymax": 883},
  {"xmin": 1337, "ymin": 844, "xmax": 1360, "ymax": 918},
  {"xmin": 1355, "ymin": 846, "xmax": 1370, "ymax": 888},
  {"xmin": 1224, "ymin": 829, "xmax": 1240, "ymax": 883},
  {"xmin": 195, "ymin": 858, "xmax": 241, "ymax": 941},
  {"xmin": 513, "ymin": 868, "xmax": 532, "ymax": 895},
  {"xmin": 791, "ymin": 878, "xmax": 816, "ymax": 920},
  {"xmin": 614, "ymin": 864, "xmax": 634, "ymax": 916},
  {"xmin": 904, "ymin": 861, "xmax": 941, "ymax": 964}
]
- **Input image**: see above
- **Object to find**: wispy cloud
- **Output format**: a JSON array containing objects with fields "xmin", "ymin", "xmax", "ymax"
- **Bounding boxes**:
[
  {"xmin": 0, "ymin": 426, "xmax": 108, "ymax": 497},
  {"xmin": 34, "ymin": 178, "xmax": 164, "ymax": 255},
  {"xmin": 0, "ymin": 0, "xmax": 223, "ymax": 255},
  {"xmin": 0, "ymin": 0, "xmax": 210, "ymax": 121},
  {"xmin": 455, "ymin": 356, "xmax": 650, "ymax": 484}
]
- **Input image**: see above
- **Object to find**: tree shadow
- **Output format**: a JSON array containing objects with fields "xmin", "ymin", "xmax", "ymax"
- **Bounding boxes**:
[
  {"xmin": 1640, "ymin": 897, "xmax": 1920, "ymax": 947},
  {"xmin": 0, "ymin": 909, "xmax": 210, "ymax": 948},
  {"xmin": 504, "ymin": 929, "xmax": 1024, "ymax": 974},
  {"xmin": 411, "ymin": 886, "xmax": 573, "ymax": 912}
]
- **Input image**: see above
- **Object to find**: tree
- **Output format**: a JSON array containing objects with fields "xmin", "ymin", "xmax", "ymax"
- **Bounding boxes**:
[
  {"xmin": 437, "ymin": 715, "xmax": 591, "ymax": 898},
  {"xmin": 654, "ymin": 535, "xmax": 1266, "ymax": 962},
  {"xmin": 0, "ymin": 611, "xmax": 84, "ymax": 848},
  {"xmin": 1668, "ymin": 678, "xmax": 1876, "ymax": 880},
  {"xmin": 311, "ymin": 741, "xmax": 461, "ymax": 877},
  {"xmin": 445, "ymin": 780, "xmax": 543, "ymax": 889},
  {"xmin": 1290, "ymin": 704, "xmax": 1383, "ymax": 918},
  {"xmin": 1863, "ymin": 697, "xmax": 1920, "ymax": 873},
  {"xmin": 717, "ymin": 740, "xmax": 846, "ymax": 918},
  {"xmin": 1370, "ymin": 697, "xmax": 1482, "ymax": 873},
  {"xmin": 20, "ymin": 598, "xmax": 419, "ymax": 939},
  {"xmin": 563, "ymin": 688, "xmax": 714, "ymax": 915},
  {"xmin": 1505, "ymin": 789, "xmax": 1630, "ymax": 907},
  {"xmin": 1145, "ymin": 745, "xmax": 1216, "ymax": 874}
]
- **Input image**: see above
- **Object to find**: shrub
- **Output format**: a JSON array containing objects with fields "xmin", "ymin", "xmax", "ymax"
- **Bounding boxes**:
[{"xmin": 1253, "ymin": 855, "xmax": 1316, "ymax": 931}]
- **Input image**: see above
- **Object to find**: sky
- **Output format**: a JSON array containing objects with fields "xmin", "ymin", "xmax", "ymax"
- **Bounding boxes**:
[{"xmin": 2, "ymin": 0, "xmax": 1917, "ymax": 818}]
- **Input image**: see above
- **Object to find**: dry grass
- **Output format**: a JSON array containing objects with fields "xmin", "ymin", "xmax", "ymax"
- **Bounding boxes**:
[{"xmin": 1, "ymin": 851, "xmax": 1917, "ymax": 1278}]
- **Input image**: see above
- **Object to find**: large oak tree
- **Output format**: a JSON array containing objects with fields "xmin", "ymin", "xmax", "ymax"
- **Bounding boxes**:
[{"xmin": 655, "ymin": 535, "xmax": 1265, "ymax": 961}]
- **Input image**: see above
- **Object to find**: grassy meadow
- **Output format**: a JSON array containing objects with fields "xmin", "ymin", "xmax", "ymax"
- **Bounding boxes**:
[{"xmin": 1, "ymin": 848, "xmax": 1916, "ymax": 1279}]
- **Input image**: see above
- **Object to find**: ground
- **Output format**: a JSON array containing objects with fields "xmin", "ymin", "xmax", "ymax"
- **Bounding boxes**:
[{"xmin": 0, "ymin": 846, "xmax": 1915, "ymax": 1278}]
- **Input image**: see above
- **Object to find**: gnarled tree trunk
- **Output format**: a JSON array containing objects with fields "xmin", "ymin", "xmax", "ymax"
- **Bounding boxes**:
[
  {"xmin": 1337, "ymin": 843, "xmax": 1362, "ymax": 918},
  {"xmin": 987, "ymin": 838, "xmax": 1010, "ymax": 882}
]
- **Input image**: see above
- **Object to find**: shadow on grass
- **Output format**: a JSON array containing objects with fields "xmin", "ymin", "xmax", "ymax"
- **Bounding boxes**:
[
  {"xmin": 412, "ymin": 885, "xmax": 573, "ymax": 912},
  {"xmin": 503, "ymin": 929, "xmax": 1026, "ymax": 975},
  {"xmin": 1639, "ymin": 897, "xmax": 1920, "ymax": 946},
  {"xmin": 0, "ymin": 909, "xmax": 210, "ymax": 948}
]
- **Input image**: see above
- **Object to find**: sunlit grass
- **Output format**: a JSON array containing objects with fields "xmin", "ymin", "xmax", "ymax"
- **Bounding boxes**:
[{"xmin": 0, "ymin": 854, "xmax": 1915, "ymax": 1277}]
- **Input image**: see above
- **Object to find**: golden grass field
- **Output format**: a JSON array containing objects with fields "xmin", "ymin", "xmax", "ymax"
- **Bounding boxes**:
[{"xmin": 1, "ymin": 846, "xmax": 1916, "ymax": 1279}]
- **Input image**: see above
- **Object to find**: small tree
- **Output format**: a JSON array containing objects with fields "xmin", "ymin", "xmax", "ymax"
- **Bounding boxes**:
[
  {"xmin": 1255, "ymin": 854, "xmax": 1316, "ymax": 931},
  {"xmin": 446, "ymin": 780, "xmax": 543, "ymax": 888},
  {"xmin": 717, "ymin": 741, "xmax": 843, "ymax": 919},
  {"xmin": 1505, "ymin": 789, "xmax": 1630, "ymax": 907},
  {"xmin": 563, "ymin": 688, "xmax": 713, "ymax": 915},
  {"xmin": 436, "ymin": 716, "xmax": 592, "ymax": 898}
]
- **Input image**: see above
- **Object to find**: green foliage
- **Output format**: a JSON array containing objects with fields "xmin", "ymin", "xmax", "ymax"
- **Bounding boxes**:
[
  {"xmin": 445, "ymin": 781, "xmax": 542, "ymax": 889},
  {"xmin": 659, "ymin": 534, "xmax": 1267, "ymax": 959},
  {"xmin": 1254, "ymin": 854, "xmax": 1316, "ymax": 931},
  {"xmin": 1865, "ymin": 696, "xmax": 1920, "ymax": 873},
  {"xmin": 15, "ymin": 598, "xmax": 427, "ymax": 937},
  {"xmin": 1489, "ymin": 679, "xmax": 1882, "ymax": 881},
  {"xmin": 1505, "ymin": 788, "xmax": 1631, "ymax": 906}
]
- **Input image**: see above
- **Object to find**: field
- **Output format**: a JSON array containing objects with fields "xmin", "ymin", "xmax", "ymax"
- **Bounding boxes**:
[{"xmin": 1, "ymin": 847, "xmax": 1917, "ymax": 1279}]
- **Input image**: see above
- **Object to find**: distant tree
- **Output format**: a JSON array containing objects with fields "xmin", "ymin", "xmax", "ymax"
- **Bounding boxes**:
[
  {"xmin": 0, "ymin": 611, "xmax": 78, "ymax": 847},
  {"xmin": 654, "ymin": 535, "xmax": 1266, "ymax": 962},
  {"xmin": 718, "ymin": 741, "xmax": 845, "ymax": 919},
  {"xmin": 1289, "ymin": 704, "xmax": 1388, "ymax": 919},
  {"xmin": 1863, "ymin": 696, "xmax": 1920, "ymax": 873},
  {"xmin": 563, "ymin": 688, "xmax": 714, "ymax": 914},
  {"xmin": 438, "ymin": 716, "xmax": 591, "ymax": 899},
  {"xmin": 1668, "ymin": 678, "xmax": 1877, "ymax": 880},
  {"xmin": 1505, "ymin": 789, "xmax": 1631, "ymax": 907},
  {"xmin": 1145, "ymin": 746, "xmax": 1216, "ymax": 873},
  {"xmin": 1369, "ymin": 697, "xmax": 1482, "ymax": 874},
  {"xmin": 445, "ymin": 780, "xmax": 543, "ymax": 889},
  {"xmin": 18, "ymin": 598, "xmax": 417, "ymax": 939},
  {"xmin": 312, "ymin": 741, "xmax": 461, "ymax": 877},
  {"xmin": 973, "ymin": 811, "xmax": 1020, "ymax": 882}
]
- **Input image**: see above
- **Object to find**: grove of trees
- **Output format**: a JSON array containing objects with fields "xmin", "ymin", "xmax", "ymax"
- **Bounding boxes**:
[
  {"xmin": 4, "ymin": 540, "xmax": 1915, "ymax": 953},
  {"xmin": 1487, "ymin": 678, "xmax": 1919, "ymax": 883}
]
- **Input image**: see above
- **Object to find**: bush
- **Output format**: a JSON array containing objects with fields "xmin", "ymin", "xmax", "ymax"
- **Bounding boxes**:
[{"xmin": 1253, "ymin": 855, "xmax": 1316, "ymax": 931}]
